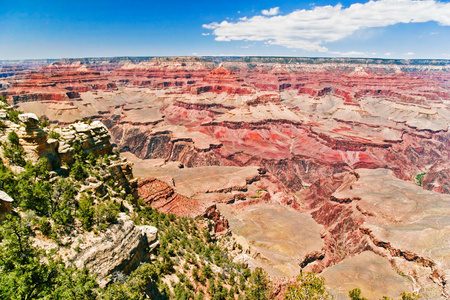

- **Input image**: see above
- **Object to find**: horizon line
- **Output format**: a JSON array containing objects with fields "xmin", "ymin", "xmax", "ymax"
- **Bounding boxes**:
[{"xmin": 1, "ymin": 55, "xmax": 450, "ymax": 64}]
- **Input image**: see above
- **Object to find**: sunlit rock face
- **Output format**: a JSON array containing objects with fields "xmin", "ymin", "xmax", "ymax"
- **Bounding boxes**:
[
  {"xmin": 3, "ymin": 57, "xmax": 449, "ymax": 298},
  {"xmin": 69, "ymin": 213, "xmax": 158, "ymax": 288},
  {"xmin": 0, "ymin": 191, "xmax": 13, "ymax": 220}
]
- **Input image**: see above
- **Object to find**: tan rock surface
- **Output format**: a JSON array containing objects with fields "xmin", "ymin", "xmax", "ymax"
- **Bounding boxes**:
[
  {"xmin": 69, "ymin": 213, "xmax": 158, "ymax": 288},
  {"xmin": 219, "ymin": 202, "xmax": 324, "ymax": 277},
  {"xmin": 321, "ymin": 251, "xmax": 413, "ymax": 299}
]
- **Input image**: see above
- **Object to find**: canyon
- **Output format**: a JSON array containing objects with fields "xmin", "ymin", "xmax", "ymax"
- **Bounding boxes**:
[{"xmin": 1, "ymin": 56, "xmax": 449, "ymax": 299}]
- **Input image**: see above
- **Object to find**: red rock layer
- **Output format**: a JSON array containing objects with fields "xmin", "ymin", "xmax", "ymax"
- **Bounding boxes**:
[
  {"xmin": 109, "ymin": 61, "xmax": 211, "ymax": 88},
  {"xmin": 423, "ymin": 161, "xmax": 450, "ymax": 194},
  {"xmin": 137, "ymin": 178, "xmax": 228, "ymax": 233},
  {"xmin": 6, "ymin": 69, "xmax": 116, "ymax": 103},
  {"xmin": 189, "ymin": 67, "xmax": 254, "ymax": 95}
]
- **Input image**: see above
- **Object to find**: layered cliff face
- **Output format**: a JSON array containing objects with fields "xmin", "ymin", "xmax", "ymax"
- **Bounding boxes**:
[
  {"xmin": 3, "ymin": 57, "xmax": 450, "ymax": 298},
  {"xmin": 69, "ymin": 213, "xmax": 158, "ymax": 288},
  {"xmin": 6, "ymin": 67, "xmax": 116, "ymax": 104}
]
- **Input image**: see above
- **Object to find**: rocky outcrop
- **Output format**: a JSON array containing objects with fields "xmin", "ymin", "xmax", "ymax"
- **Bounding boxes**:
[
  {"xmin": 110, "ymin": 125, "xmax": 222, "ymax": 168},
  {"xmin": 2, "ymin": 114, "xmax": 112, "ymax": 169},
  {"xmin": 138, "ymin": 177, "xmax": 198, "ymax": 214},
  {"xmin": 100, "ymin": 159, "xmax": 138, "ymax": 199},
  {"xmin": 137, "ymin": 177, "xmax": 229, "ymax": 234},
  {"xmin": 69, "ymin": 213, "xmax": 158, "ymax": 288},
  {"xmin": 56, "ymin": 121, "xmax": 113, "ymax": 164},
  {"xmin": 423, "ymin": 161, "xmax": 450, "ymax": 194},
  {"xmin": 0, "ymin": 191, "xmax": 13, "ymax": 220},
  {"xmin": 14, "ymin": 113, "xmax": 61, "ymax": 168},
  {"xmin": 0, "ymin": 110, "xmax": 139, "ymax": 204},
  {"xmin": 202, "ymin": 205, "xmax": 229, "ymax": 234}
]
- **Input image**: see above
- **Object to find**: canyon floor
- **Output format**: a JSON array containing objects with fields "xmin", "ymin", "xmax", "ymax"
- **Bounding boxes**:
[{"xmin": 1, "ymin": 56, "xmax": 449, "ymax": 299}]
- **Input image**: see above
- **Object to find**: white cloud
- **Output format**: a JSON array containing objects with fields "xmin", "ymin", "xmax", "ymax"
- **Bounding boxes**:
[
  {"xmin": 405, "ymin": 51, "xmax": 415, "ymax": 55},
  {"xmin": 384, "ymin": 52, "xmax": 392, "ymax": 56},
  {"xmin": 203, "ymin": 0, "xmax": 450, "ymax": 52},
  {"xmin": 262, "ymin": 7, "xmax": 280, "ymax": 16},
  {"xmin": 201, "ymin": 33, "xmax": 210, "ymax": 36},
  {"xmin": 329, "ymin": 50, "xmax": 368, "ymax": 56}
]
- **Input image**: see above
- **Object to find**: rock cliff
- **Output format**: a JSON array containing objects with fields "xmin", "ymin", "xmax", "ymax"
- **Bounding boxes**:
[
  {"xmin": 55, "ymin": 120, "xmax": 113, "ymax": 164},
  {"xmin": 69, "ymin": 213, "xmax": 158, "ymax": 288}
]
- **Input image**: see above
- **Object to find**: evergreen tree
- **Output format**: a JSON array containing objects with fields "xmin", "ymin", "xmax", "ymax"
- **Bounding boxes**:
[
  {"xmin": 245, "ymin": 267, "xmax": 269, "ymax": 300},
  {"xmin": 78, "ymin": 194, "xmax": 94, "ymax": 230},
  {"xmin": 0, "ymin": 216, "xmax": 59, "ymax": 299},
  {"xmin": 284, "ymin": 272, "xmax": 332, "ymax": 300},
  {"xmin": 349, "ymin": 288, "xmax": 367, "ymax": 300}
]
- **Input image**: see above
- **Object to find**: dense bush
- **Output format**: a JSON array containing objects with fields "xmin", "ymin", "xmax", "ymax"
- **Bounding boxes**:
[
  {"xmin": 0, "ymin": 216, "xmax": 100, "ymax": 299},
  {"xmin": 78, "ymin": 193, "xmax": 94, "ymax": 230},
  {"xmin": 2, "ymin": 131, "xmax": 26, "ymax": 166},
  {"xmin": 285, "ymin": 273, "xmax": 332, "ymax": 300}
]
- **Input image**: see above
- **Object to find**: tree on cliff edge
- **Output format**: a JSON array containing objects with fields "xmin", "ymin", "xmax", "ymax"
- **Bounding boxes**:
[{"xmin": 284, "ymin": 273, "xmax": 332, "ymax": 300}]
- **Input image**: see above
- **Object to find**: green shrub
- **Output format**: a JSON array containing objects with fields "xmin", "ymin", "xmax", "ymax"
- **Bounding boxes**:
[
  {"xmin": 70, "ymin": 159, "xmax": 88, "ymax": 181},
  {"xmin": 414, "ymin": 172, "xmax": 427, "ymax": 187},
  {"xmin": 2, "ymin": 131, "xmax": 26, "ymax": 166},
  {"xmin": 7, "ymin": 109, "xmax": 22, "ymax": 123},
  {"xmin": 39, "ymin": 216, "xmax": 52, "ymax": 236},
  {"xmin": 349, "ymin": 288, "xmax": 367, "ymax": 300},
  {"xmin": 0, "ymin": 216, "xmax": 59, "ymax": 299},
  {"xmin": 78, "ymin": 194, "xmax": 94, "ymax": 230},
  {"xmin": 40, "ymin": 120, "xmax": 50, "ymax": 128},
  {"xmin": 94, "ymin": 200, "xmax": 120, "ymax": 227},
  {"xmin": 401, "ymin": 291, "xmax": 421, "ymax": 300},
  {"xmin": 246, "ymin": 268, "xmax": 269, "ymax": 300},
  {"xmin": 48, "ymin": 130, "xmax": 61, "ymax": 139},
  {"xmin": 285, "ymin": 273, "xmax": 332, "ymax": 300},
  {"xmin": 16, "ymin": 161, "xmax": 52, "ymax": 215}
]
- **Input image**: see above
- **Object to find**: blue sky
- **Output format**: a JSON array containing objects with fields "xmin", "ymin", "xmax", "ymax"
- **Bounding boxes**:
[{"xmin": 1, "ymin": 0, "xmax": 449, "ymax": 59}]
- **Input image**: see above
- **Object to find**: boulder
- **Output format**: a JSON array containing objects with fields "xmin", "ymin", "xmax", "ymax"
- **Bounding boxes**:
[
  {"xmin": 0, "ymin": 190, "xmax": 13, "ymax": 220},
  {"xmin": 18, "ymin": 113, "xmax": 40, "ymax": 125}
]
